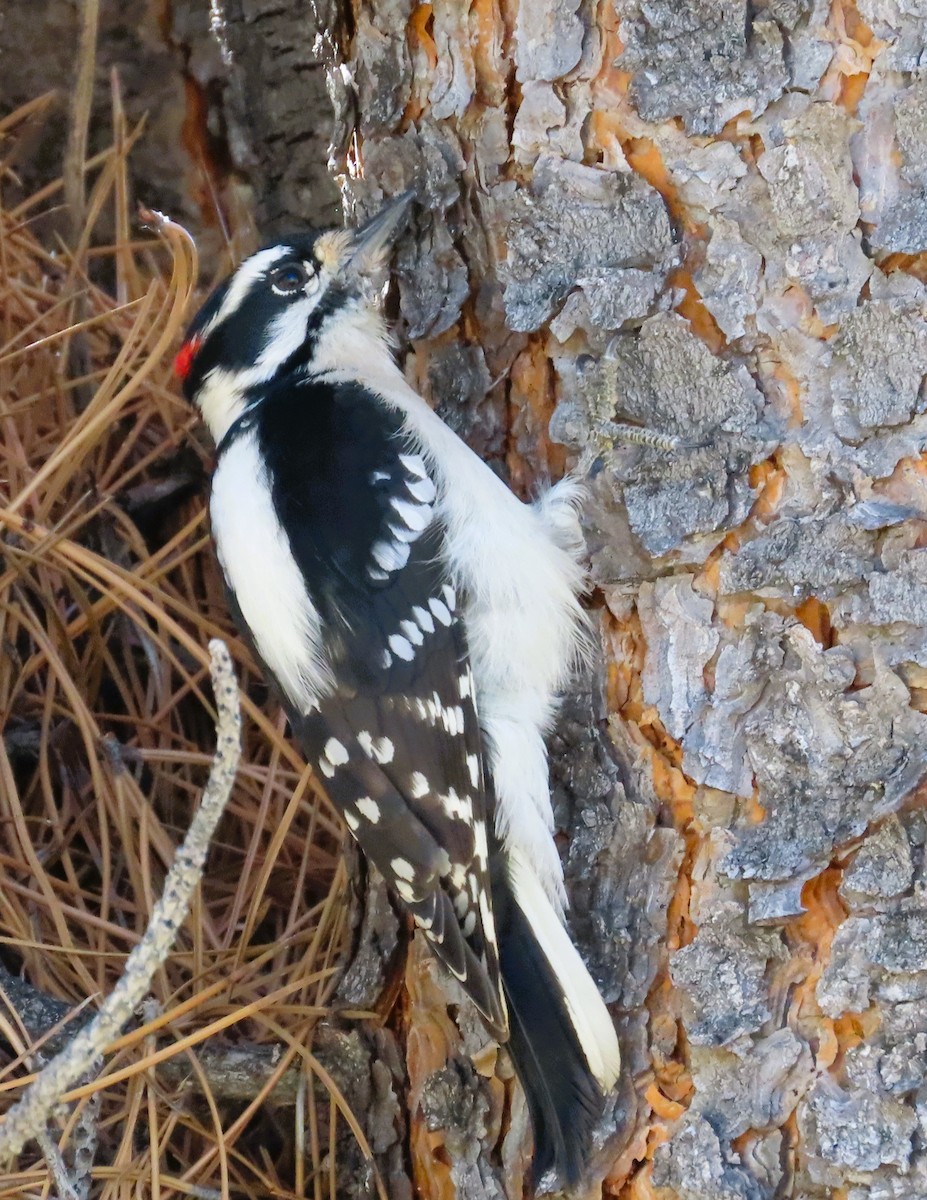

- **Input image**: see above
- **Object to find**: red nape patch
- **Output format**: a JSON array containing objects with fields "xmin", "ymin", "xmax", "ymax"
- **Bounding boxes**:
[{"xmin": 173, "ymin": 335, "xmax": 201, "ymax": 381}]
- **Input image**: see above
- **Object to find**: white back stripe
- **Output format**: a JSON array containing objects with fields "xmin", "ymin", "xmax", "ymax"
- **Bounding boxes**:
[{"xmin": 210, "ymin": 429, "xmax": 332, "ymax": 712}]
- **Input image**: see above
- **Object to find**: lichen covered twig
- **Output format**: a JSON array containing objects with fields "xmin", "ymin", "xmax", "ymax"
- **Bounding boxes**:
[{"xmin": 0, "ymin": 640, "xmax": 241, "ymax": 1165}]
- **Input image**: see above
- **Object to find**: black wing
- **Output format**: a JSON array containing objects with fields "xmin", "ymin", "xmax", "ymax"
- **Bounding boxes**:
[{"xmin": 252, "ymin": 376, "xmax": 507, "ymax": 1037}]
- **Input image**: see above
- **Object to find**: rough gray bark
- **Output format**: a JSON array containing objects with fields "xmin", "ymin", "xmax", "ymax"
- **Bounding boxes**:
[
  {"xmin": 169, "ymin": 0, "xmax": 343, "ymax": 236},
  {"xmin": 322, "ymin": 2, "xmax": 927, "ymax": 1196}
]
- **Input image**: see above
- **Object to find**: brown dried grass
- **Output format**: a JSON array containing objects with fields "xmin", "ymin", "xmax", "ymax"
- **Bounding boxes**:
[{"xmin": 0, "ymin": 97, "xmax": 357, "ymax": 1199}]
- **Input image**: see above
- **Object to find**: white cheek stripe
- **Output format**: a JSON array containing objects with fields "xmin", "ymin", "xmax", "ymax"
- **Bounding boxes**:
[
  {"xmin": 195, "ymin": 253, "xmax": 331, "ymax": 444},
  {"xmin": 210, "ymin": 429, "xmax": 332, "ymax": 712},
  {"xmin": 256, "ymin": 298, "xmax": 315, "ymax": 373},
  {"xmin": 197, "ymin": 296, "xmax": 318, "ymax": 445}
]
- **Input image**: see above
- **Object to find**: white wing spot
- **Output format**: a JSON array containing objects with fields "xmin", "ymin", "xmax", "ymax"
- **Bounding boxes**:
[
  {"xmin": 462, "ymin": 910, "xmax": 477, "ymax": 938},
  {"xmin": 356, "ymin": 796, "xmax": 381, "ymax": 823},
  {"xmin": 399, "ymin": 618, "xmax": 425, "ymax": 646},
  {"xmin": 413, "ymin": 605, "xmax": 435, "ymax": 634},
  {"xmin": 429, "ymin": 597, "xmax": 452, "ymax": 626},
  {"xmin": 372, "ymin": 539, "xmax": 411, "ymax": 573},
  {"xmin": 373, "ymin": 737, "xmax": 395, "ymax": 764},
  {"xmin": 399, "ymin": 453, "xmax": 428, "ymax": 479},
  {"xmin": 410, "ymin": 772, "xmax": 430, "ymax": 798},
  {"xmin": 479, "ymin": 890, "xmax": 495, "ymax": 943},
  {"xmin": 459, "ymin": 670, "xmax": 472, "ymax": 699},
  {"xmin": 357, "ymin": 731, "xmax": 373, "ymax": 755},
  {"xmin": 368, "ymin": 565, "xmax": 390, "ymax": 583},
  {"xmin": 324, "ymin": 737, "xmax": 349, "ymax": 766},
  {"xmin": 395, "ymin": 880, "xmax": 416, "ymax": 902},
  {"xmin": 442, "ymin": 705, "xmax": 465, "ymax": 736},
  {"xmin": 318, "ymin": 759, "xmax": 335, "ymax": 779},
  {"xmin": 450, "ymin": 863, "xmax": 468, "ymax": 890},
  {"xmin": 474, "ymin": 820, "xmax": 489, "ymax": 867},
  {"xmin": 391, "ymin": 497, "xmax": 430, "ymax": 532},
  {"xmin": 454, "ymin": 892, "xmax": 470, "ymax": 918},
  {"xmin": 441, "ymin": 788, "xmax": 471, "ymax": 820},
  {"xmin": 344, "ymin": 808, "xmax": 360, "ymax": 832},
  {"xmin": 441, "ymin": 584, "xmax": 456, "ymax": 611},
  {"xmin": 467, "ymin": 753, "xmax": 480, "ymax": 787},
  {"xmin": 389, "ymin": 521, "xmax": 420, "ymax": 545},
  {"xmin": 406, "ymin": 475, "xmax": 437, "ymax": 503},
  {"xmin": 381, "ymin": 649, "xmax": 393, "ymax": 668},
  {"xmin": 391, "ymin": 857, "xmax": 416, "ymax": 881},
  {"xmin": 371, "ymin": 469, "xmax": 391, "ymax": 483},
  {"xmin": 388, "ymin": 633, "xmax": 415, "ymax": 661}
]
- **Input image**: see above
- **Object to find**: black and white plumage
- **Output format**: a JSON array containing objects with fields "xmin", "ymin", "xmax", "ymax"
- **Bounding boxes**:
[{"xmin": 178, "ymin": 192, "xmax": 621, "ymax": 1185}]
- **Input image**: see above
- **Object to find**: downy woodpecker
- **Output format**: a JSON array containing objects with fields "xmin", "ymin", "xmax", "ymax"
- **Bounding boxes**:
[{"xmin": 177, "ymin": 192, "xmax": 621, "ymax": 1185}]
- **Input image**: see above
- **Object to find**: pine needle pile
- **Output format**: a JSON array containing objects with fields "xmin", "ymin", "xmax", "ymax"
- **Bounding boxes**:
[{"xmin": 0, "ymin": 98, "xmax": 357, "ymax": 1199}]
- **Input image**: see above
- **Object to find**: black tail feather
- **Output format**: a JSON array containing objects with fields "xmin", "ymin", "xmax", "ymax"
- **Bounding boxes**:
[{"xmin": 494, "ymin": 871, "xmax": 605, "ymax": 1189}]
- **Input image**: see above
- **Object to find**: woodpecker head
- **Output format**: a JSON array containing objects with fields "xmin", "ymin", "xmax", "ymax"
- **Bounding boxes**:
[{"xmin": 176, "ymin": 190, "xmax": 414, "ymax": 441}]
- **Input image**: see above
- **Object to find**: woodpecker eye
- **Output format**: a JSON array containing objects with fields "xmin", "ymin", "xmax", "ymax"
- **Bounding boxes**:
[{"xmin": 270, "ymin": 262, "xmax": 313, "ymax": 295}]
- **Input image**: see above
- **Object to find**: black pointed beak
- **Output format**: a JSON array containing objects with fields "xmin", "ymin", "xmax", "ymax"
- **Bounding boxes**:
[{"xmin": 349, "ymin": 190, "xmax": 415, "ymax": 269}]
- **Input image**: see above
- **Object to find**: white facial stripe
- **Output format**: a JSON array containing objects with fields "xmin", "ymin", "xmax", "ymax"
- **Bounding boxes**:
[
  {"xmin": 210, "ymin": 246, "xmax": 293, "ymax": 334},
  {"xmin": 197, "ymin": 294, "xmax": 320, "ymax": 441},
  {"xmin": 256, "ymin": 298, "xmax": 315, "ymax": 373}
]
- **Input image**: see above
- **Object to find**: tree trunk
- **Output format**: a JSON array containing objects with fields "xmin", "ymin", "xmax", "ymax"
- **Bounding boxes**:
[
  {"xmin": 8, "ymin": 0, "xmax": 927, "ymax": 1196},
  {"xmin": 195, "ymin": 1, "xmax": 927, "ymax": 1196}
]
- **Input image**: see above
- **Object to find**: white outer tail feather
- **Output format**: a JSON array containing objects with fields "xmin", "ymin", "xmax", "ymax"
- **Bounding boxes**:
[{"xmin": 507, "ymin": 848, "xmax": 621, "ymax": 1092}]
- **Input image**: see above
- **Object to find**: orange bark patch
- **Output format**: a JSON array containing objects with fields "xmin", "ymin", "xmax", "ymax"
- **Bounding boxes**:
[
  {"xmin": 744, "ymin": 793, "xmax": 767, "ymax": 824},
  {"xmin": 841, "ymin": 72, "xmax": 870, "ymax": 112},
  {"xmin": 776, "ymin": 865, "xmax": 873, "ymax": 1076},
  {"xmin": 178, "ymin": 77, "xmax": 235, "ymax": 235},
  {"xmin": 470, "ymin": 0, "xmax": 505, "ymax": 100},
  {"xmin": 668, "ymin": 267, "xmax": 727, "ymax": 354},
  {"xmin": 409, "ymin": 3, "xmax": 436, "ymax": 63},
  {"xmin": 644, "ymin": 1082, "xmax": 686, "ymax": 1122},
  {"xmin": 406, "ymin": 942, "xmax": 472, "ymax": 1198},
  {"xmin": 828, "ymin": 0, "xmax": 884, "ymax": 113},
  {"xmin": 795, "ymin": 597, "xmax": 833, "ymax": 647},
  {"xmin": 880, "ymin": 251, "xmax": 927, "ymax": 285},
  {"xmin": 604, "ymin": 1124, "xmax": 659, "ymax": 1196},
  {"xmin": 749, "ymin": 456, "xmax": 787, "ymax": 518},
  {"xmin": 404, "ymin": 4, "xmax": 437, "ymax": 124},
  {"xmin": 618, "ymin": 1160, "xmax": 663, "ymax": 1200},
  {"xmin": 507, "ymin": 339, "xmax": 565, "ymax": 493},
  {"xmin": 623, "ymin": 139, "xmax": 695, "ymax": 235},
  {"xmin": 795, "ymin": 867, "xmax": 847, "ymax": 960}
]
